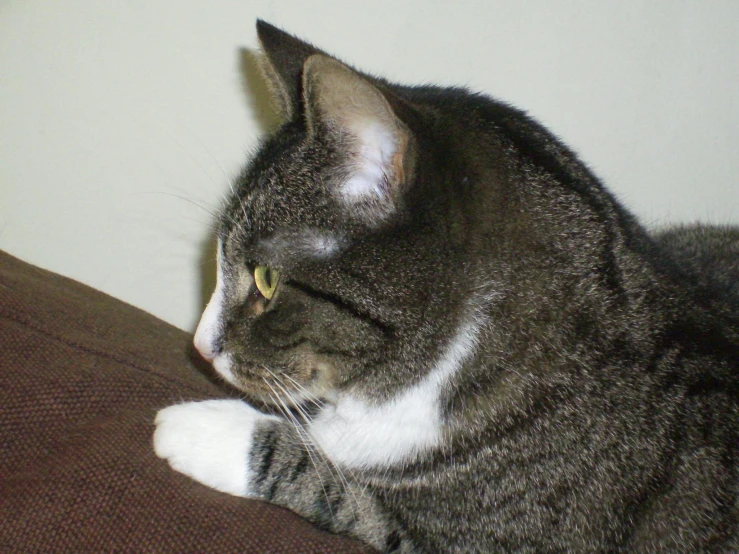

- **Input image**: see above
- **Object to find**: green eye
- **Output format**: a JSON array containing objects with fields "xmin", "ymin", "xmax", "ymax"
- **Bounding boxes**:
[{"xmin": 254, "ymin": 265, "xmax": 280, "ymax": 300}]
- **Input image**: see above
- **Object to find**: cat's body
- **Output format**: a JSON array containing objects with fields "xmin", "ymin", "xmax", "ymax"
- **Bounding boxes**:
[
  {"xmin": 655, "ymin": 224, "xmax": 739, "ymax": 305},
  {"xmin": 154, "ymin": 22, "xmax": 738, "ymax": 552}
]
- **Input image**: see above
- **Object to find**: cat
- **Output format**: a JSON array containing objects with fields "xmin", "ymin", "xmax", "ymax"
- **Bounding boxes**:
[
  {"xmin": 153, "ymin": 20, "xmax": 738, "ymax": 553},
  {"xmin": 654, "ymin": 224, "xmax": 739, "ymax": 305}
]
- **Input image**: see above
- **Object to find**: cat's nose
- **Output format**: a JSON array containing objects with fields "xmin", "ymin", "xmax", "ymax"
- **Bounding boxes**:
[
  {"xmin": 193, "ymin": 331, "xmax": 216, "ymax": 362},
  {"xmin": 194, "ymin": 313, "xmax": 220, "ymax": 362},
  {"xmin": 194, "ymin": 283, "xmax": 224, "ymax": 363}
]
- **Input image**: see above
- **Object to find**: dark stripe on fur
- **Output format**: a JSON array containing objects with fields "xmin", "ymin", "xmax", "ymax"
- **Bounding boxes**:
[
  {"xmin": 287, "ymin": 279, "xmax": 395, "ymax": 338},
  {"xmin": 252, "ymin": 427, "xmax": 279, "ymax": 487},
  {"xmin": 288, "ymin": 448, "xmax": 310, "ymax": 483}
]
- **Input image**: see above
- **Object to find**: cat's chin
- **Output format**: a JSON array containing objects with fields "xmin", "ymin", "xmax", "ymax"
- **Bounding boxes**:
[
  {"xmin": 211, "ymin": 365, "xmax": 331, "ymax": 413},
  {"xmin": 231, "ymin": 386, "xmax": 331, "ymax": 422},
  {"xmin": 210, "ymin": 352, "xmax": 237, "ymax": 385},
  {"xmin": 210, "ymin": 351, "xmax": 339, "ymax": 411}
]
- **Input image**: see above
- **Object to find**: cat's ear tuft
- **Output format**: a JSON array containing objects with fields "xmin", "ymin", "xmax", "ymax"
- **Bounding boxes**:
[
  {"xmin": 303, "ymin": 55, "xmax": 412, "ymax": 224},
  {"xmin": 256, "ymin": 20, "xmax": 323, "ymax": 119}
]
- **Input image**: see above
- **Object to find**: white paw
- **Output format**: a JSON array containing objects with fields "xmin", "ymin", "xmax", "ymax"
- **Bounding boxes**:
[{"xmin": 153, "ymin": 399, "xmax": 277, "ymax": 496}]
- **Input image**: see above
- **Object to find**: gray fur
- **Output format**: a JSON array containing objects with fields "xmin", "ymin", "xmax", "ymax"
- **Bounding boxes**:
[
  {"xmin": 654, "ymin": 223, "xmax": 739, "ymax": 303},
  {"xmin": 204, "ymin": 21, "xmax": 738, "ymax": 552}
]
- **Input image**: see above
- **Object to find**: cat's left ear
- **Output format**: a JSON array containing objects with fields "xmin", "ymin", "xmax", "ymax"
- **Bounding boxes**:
[
  {"xmin": 256, "ymin": 20, "xmax": 323, "ymax": 119},
  {"xmin": 303, "ymin": 55, "xmax": 412, "ymax": 224}
]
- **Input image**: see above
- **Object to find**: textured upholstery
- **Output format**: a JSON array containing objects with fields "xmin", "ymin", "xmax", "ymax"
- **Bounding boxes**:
[{"xmin": 0, "ymin": 250, "xmax": 372, "ymax": 553}]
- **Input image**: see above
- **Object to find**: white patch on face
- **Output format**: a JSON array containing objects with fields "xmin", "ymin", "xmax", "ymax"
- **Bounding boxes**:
[
  {"xmin": 193, "ymin": 240, "xmax": 225, "ymax": 362},
  {"xmin": 258, "ymin": 228, "xmax": 344, "ymax": 260},
  {"xmin": 308, "ymin": 316, "xmax": 482, "ymax": 469},
  {"xmin": 193, "ymin": 240, "xmax": 249, "ymax": 387},
  {"xmin": 212, "ymin": 353, "xmax": 237, "ymax": 385},
  {"xmin": 305, "ymin": 229, "xmax": 341, "ymax": 258}
]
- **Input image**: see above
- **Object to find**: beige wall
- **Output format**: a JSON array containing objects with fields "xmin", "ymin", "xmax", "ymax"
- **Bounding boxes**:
[{"xmin": 1, "ymin": 1, "xmax": 738, "ymax": 330}]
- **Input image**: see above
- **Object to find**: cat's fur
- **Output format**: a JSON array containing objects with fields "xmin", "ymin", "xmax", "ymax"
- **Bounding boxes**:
[
  {"xmin": 655, "ymin": 224, "xmax": 739, "ymax": 305},
  {"xmin": 154, "ymin": 21, "xmax": 738, "ymax": 553}
]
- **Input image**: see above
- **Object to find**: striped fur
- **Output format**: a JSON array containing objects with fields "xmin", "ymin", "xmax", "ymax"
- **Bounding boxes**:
[{"xmin": 155, "ymin": 21, "xmax": 738, "ymax": 553}]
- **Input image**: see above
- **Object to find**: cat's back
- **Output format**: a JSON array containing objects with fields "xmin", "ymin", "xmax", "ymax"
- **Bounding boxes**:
[
  {"xmin": 385, "ymin": 84, "xmax": 739, "ymax": 552},
  {"xmin": 654, "ymin": 223, "xmax": 739, "ymax": 306}
]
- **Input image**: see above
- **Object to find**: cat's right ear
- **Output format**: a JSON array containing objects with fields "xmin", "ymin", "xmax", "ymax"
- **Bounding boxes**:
[
  {"xmin": 302, "ymin": 55, "xmax": 413, "ymax": 225},
  {"xmin": 256, "ymin": 20, "xmax": 323, "ymax": 119}
]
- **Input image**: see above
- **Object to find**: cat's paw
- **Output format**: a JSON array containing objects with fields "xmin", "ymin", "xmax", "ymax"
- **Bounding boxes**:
[{"xmin": 153, "ymin": 399, "xmax": 277, "ymax": 496}]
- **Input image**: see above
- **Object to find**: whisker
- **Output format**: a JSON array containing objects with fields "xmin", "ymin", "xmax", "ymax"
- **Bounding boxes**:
[
  {"xmin": 282, "ymin": 372, "xmax": 326, "ymax": 410},
  {"xmin": 181, "ymin": 123, "xmax": 233, "ymax": 182},
  {"xmin": 271, "ymin": 378, "xmax": 349, "ymax": 499},
  {"xmin": 262, "ymin": 380, "xmax": 334, "ymax": 517},
  {"xmin": 268, "ymin": 373, "xmax": 358, "ymax": 509},
  {"xmin": 136, "ymin": 191, "xmax": 238, "ymax": 226}
]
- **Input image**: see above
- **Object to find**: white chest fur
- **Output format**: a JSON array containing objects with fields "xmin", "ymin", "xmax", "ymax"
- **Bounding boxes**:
[{"xmin": 307, "ymin": 319, "xmax": 481, "ymax": 469}]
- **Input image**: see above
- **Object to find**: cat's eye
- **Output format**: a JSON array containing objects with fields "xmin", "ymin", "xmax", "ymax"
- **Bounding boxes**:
[{"xmin": 254, "ymin": 265, "xmax": 280, "ymax": 300}]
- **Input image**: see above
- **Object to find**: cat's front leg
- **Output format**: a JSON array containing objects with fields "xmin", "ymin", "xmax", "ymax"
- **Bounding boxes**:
[
  {"xmin": 153, "ymin": 399, "xmax": 279, "ymax": 496},
  {"xmin": 153, "ymin": 399, "xmax": 415, "ymax": 553}
]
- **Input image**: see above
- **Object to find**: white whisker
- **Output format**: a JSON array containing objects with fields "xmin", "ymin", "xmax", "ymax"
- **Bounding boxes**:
[
  {"xmin": 268, "ymin": 373, "xmax": 358, "ymax": 509},
  {"xmin": 262, "ymin": 379, "xmax": 334, "ymax": 517},
  {"xmin": 282, "ymin": 372, "xmax": 326, "ymax": 410}
]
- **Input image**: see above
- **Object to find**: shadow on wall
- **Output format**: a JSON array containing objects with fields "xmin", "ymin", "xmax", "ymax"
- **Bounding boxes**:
[
  {"xmin": 196, "ymin": 47, "xmax": 281, "ymax": 314},
  {"xmin": 239, "ymin": 47, "xmax": 282, "ymax": 134},
  {"xmin": 197, "ymin": 232, "xmax": 218, "ymax": 316}
]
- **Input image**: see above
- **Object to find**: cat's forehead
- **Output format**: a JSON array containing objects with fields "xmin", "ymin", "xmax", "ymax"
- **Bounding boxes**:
[
  {"xmin": 219, "ymin": 131, "xmax": 347, "ymax": 267},
  {"xmin": 219, "ymin": 215, "xmax": 346, "ymax": 270}
]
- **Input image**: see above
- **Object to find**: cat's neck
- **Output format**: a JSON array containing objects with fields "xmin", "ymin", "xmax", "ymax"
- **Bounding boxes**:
[{"xmin": 308, "ymin": 316, "xmax": 482, "ymax": 469}]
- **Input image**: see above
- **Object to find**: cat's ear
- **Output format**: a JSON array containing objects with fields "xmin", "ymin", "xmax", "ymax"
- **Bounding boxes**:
[
  {"xmin": 256, "ymin": 20, "xmax": 323, "ymax": 119},
  {"xmin": 303, "ymin": 55, "xmax": 411, "ymax": 223}
]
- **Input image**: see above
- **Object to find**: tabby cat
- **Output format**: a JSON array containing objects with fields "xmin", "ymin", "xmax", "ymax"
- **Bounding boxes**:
[{"xmin": 153, "ymin": 21, "xmax": 738, "ymax": 552}]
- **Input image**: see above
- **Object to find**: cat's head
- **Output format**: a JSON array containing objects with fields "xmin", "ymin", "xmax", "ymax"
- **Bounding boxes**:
[
  {"xmin": 192, "ymin": 21, "xmax": 634, "ymax": 409},
  {"xmin": 193, "ymin": 21, "xmax": 477, "ymax": 407}
]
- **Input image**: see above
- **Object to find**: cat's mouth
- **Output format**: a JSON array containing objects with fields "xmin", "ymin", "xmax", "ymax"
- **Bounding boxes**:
[{"xmin": 210, "ymin": 351, "xmax": 334, "ymax": 410}]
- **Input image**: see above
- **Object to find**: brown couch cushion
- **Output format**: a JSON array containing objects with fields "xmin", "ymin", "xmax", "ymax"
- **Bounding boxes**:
[{"xmin": 0, "ymin": 250, "xmax": 373, "ymax": 553}]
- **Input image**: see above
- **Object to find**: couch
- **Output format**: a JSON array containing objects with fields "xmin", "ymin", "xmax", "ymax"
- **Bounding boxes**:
[{"xmin": 0, "ymin": 250, "xmax": 373, "ymax": 553}]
